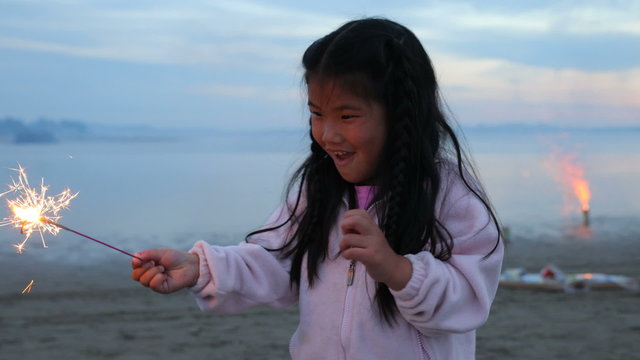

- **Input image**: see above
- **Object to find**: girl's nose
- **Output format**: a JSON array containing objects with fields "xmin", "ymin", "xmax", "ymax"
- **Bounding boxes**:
[{"xmin": 322, "ymin": 120, "xmax": 342, "ymax": 144}]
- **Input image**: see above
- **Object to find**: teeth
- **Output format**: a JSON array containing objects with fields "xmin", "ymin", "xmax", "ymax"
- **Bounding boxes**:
[{"xmin": 333, "ymin": 151, "xmax": 348, "ymax": 156}]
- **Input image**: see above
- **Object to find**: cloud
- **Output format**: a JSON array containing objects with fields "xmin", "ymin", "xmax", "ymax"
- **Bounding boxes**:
[
  {"xmin": 432, "ymin": 51, "xmax": 640, "ymax": 126},
  {"xmin": 401, "ymin": 1, "xmax": 640, "ymax": 36},
  {"xmin": 192, "ymin": 83, "xmax": 303, "ymax": 102},
  {"xmin": 434, "ymin": 53, "xmax": 640, "ymax": 107},
  {"xmin": 2, "ymin": 1, "xmax": 637, "ymax": 71},
  {"xmin": 1, "ymin": 0, "xmax": 638, "ymax": 127},
  {"xmin": 0, "ymin": 0, "xmax": 339, "ymax": 70},
  {"xmin": 0, "ymin": 36, "xmax": 176, "ymax": 64}
]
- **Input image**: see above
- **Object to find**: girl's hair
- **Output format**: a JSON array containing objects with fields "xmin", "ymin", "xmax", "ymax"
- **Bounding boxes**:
[{"xmin": 247, "ymin": 18, "xmax": 501, "ymax": 324}]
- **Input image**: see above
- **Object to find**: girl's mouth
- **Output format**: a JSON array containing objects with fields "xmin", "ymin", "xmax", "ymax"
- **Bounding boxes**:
[{"xmin": 331, "ymin": 151, "xmax": 355, "ymax": 165}]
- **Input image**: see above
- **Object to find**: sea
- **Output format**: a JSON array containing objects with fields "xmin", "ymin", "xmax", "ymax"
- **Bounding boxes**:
[{"xmin": 1, "ymin": 127, "xmax": 639, "ymax": 265}]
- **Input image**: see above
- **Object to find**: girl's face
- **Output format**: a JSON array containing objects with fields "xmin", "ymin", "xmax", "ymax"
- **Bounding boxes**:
[{"xmin": 308, "ymin": 80, "xmax": 387, "ymax": 185}]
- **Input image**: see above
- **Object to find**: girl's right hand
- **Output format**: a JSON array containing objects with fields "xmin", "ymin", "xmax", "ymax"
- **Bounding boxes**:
[{"xmin": 131, "ymin": 249, "xmax": 200, "ymax": 294}]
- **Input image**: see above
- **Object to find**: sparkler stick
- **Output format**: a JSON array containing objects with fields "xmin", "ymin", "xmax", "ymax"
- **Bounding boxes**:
[{"xmin": 41, "ymin": 218, "xmax": 142, "ymax": 260}]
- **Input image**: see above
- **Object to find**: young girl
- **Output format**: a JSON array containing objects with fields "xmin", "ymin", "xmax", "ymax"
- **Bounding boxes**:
[{"xmin": 132, "ymin": 18, "xmax": 503, "ymax": 360}]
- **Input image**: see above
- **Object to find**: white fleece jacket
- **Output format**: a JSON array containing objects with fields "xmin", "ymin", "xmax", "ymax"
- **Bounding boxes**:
[{"xmin": 190, "ymin": 161, "xmax": 503, "ymax": 359}]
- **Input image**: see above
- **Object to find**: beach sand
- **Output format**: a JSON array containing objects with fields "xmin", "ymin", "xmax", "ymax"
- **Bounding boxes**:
[
  {"xmin": 1, "ymin": 227, "xmax": 639, "ymax": 360},
  {"xmin": 478, "ymin": 228, "xmax": 640, "ymax": 360}
]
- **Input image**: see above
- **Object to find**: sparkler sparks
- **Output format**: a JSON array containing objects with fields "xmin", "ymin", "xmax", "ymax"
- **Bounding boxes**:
[
  {"xmin": 0, "ymin": 165, "xmax": 77, "ymax": 253},
  {"xmin": 1, "ymin": 165, "xmax": 142, "ymax": 260},
  {"xmin": 21, "ymin": 280, "xmax": 34, "ymax": 294}
]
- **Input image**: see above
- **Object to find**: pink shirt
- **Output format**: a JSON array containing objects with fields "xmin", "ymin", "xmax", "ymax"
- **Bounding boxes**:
[{"xmin": 355, "ymin": 185, "xmax": 375, "ymax": 210}]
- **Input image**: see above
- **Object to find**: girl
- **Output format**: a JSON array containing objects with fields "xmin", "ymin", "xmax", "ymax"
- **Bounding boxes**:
[{"xmin": 132, "ymin": 18, "xmax": 503, "ymax": 360}]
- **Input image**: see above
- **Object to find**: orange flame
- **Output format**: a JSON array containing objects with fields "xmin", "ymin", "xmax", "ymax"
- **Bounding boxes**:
[
  {"xmin": 561, "ymin": 156, "xmax": 591, "ymax": 212},
  {"xmin": 573, "ymin": 178, "xmax": 591, "ymax": 212},
  {"xmin": 545, "ymin": 151, "xmax": 591, "ymax": 213}
]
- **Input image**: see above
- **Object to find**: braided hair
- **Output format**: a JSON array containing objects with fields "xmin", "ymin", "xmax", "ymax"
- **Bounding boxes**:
[{"xmin": 247, "ymin": 18, "xmax": 501, "ymax": 324}]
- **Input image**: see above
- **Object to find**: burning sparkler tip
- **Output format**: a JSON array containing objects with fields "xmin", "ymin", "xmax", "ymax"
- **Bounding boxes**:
[{"xmin": 2, "ymin": 165, "xmax": 78, "ymax": 252}]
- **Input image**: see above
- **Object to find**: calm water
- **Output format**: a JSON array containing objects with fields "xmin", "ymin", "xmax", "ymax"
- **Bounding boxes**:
[{"xmin": 1, "ymin": 129, "xmax": 639, "ymax": 264}]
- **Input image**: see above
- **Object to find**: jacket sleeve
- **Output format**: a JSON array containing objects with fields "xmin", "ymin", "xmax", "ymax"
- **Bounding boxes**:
[
  {"xmin": 390, "ymin": 166, "xmax": 504, "ymax": 335},
  {"xmin": 188, "ymin": 204, "xmax": 298, "ymax": 314}
]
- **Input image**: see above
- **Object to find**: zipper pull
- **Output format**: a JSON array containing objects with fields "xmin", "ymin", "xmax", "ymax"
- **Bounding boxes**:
[{"xmin": 347, "ymin": 260, "xmax": 356, "ymax": 286}]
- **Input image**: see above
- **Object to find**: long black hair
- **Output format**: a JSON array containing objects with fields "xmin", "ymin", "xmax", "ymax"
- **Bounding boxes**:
[{"xmin": 247, "ymin": 18, "xmax": 501, "ymax": 324}]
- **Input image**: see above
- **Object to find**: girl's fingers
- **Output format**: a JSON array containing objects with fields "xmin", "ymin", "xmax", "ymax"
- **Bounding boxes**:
[
  {"xmin": 131, "ymin": 268, "xmax": 144, "ymax": 281},
  {"xmin": 339, "ymin": 233, "xmax": 368, "ymax": 251},
  {"xmin": 138, "ymin": 265, "xmax": 166, "ymax": 287},
  {"xmin": 131, "ymin": 261, "xmax": 155, "ymax": 280},
  {"xmin": 132, "ymin": 256, "xmax": 142, "ymax": 268},
  {"xmin": 132, "ymin": 251, "xmax": 158, "ymax": 269},
  {"xmin": 341, "ymin": 211, "xmax": 375, "ymax": 235},
  {"xmin": 341, "ymin": 246, "xmax": 368, "ymax": 261},
  {"xmin": 149, "ymin": 273, "xmax": 169, "ymax": 293},
  {"xmin": 136, "ymin": 249, "xmax": 166, "ymax": 262}
]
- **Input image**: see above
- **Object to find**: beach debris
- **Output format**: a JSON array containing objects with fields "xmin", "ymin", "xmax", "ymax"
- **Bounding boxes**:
[
  {"xmin": 500, "ymin": 264, "xmax": 639, "ymax": 292},
  {"xmin": 0, "ymin": 164, "xmax": 141, "ymax": 260},
  {"xmin": 21, "ymin": 280, "xmax": 34, "ymax": 294}
]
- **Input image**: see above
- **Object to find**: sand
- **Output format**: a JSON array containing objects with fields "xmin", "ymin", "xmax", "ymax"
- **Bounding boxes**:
[
  {"xmin": 1, "ymin": 228, "xmax": 639, "ymax": 360},
  {"xmin": 478, "ymin": 231, "xmax": 640, "ymax": 360}
]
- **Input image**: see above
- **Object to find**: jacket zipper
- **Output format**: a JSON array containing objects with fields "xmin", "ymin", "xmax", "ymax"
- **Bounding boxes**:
[
  {"xmin": 346, "ymin": 260, "xmax": 356, "ymax": 286},
  {"xmin": 340, "ymin": 267, "xmax": 355, "ymax": 359},
  {"xmin": 343, "ymin": 196, "xmax": 377, "ymax": 287},
  {"xmin": 340, "ymin": 193, "xmax": 374, "ymax": 356},
  {"xmin": 416, "ymin": 330, "xmax": 432, "ymax": 360}
]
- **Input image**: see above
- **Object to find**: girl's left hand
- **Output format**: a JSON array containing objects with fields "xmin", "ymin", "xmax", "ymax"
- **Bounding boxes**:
[{"xmin": 339, "ymin": 209, "xmax": 412, "ymax": 290}]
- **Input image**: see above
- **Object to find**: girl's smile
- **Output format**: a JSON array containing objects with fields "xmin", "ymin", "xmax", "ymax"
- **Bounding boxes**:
[{"xmin": 308, "ymin": 81, "xmax": 387, "ymax": 185}]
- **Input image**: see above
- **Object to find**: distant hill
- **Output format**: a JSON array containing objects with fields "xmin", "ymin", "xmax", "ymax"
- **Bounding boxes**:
[
  {"xmin": 0, "ymin": 118, "xmax": 175, "ymax": 144},
  {"xmin": 1, "ymin": 117, "xmax": 637, "ymax": 145},
  {"xmin": 0, "ymin": 118, "xmax": 87, "ymax": 144}
]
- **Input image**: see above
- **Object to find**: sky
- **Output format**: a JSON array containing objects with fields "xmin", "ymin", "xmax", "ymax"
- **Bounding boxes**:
[{"xmin": 0, "ymin": 0, "xmax": 639, "ymax": 130}]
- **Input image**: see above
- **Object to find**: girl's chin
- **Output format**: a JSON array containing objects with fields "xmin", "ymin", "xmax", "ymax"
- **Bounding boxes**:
[{"xmin": 336, "ymin": 170, "xmax": 376, "ymax": 185}]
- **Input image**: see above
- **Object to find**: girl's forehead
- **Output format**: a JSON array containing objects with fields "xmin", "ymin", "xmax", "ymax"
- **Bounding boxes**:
[{"xmin": 307, "ymin": 79, "xmax": 374, "ymax": 108}]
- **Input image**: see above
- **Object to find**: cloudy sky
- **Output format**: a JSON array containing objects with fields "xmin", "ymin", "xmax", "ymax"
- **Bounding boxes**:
[{"xmin": 1, "ymin": 0, "xmax": 638, "ymax": 130}]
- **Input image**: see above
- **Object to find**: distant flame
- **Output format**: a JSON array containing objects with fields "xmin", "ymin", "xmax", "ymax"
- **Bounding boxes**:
[
  {"xmin": 545, "ymin": 150, "xmax": 591, "ymax": 213},
  {"xmin": 564, "ymin": 163, "xmax": 591, "ymax": 212}
]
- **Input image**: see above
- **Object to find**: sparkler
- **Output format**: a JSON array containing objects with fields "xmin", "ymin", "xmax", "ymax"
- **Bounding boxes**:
[
  {"xmin": 1, "ymin": 165, "xmax": 142, "ymax": 260},
  {"xmin": 21, "ymin": 280, "xmax": 34, "ymax": 294}
]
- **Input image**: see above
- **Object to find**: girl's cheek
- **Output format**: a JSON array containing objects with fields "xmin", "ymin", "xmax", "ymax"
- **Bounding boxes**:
[{"xmin": 310, "ymin": 122, "xmax": 323, "ymax": 145}]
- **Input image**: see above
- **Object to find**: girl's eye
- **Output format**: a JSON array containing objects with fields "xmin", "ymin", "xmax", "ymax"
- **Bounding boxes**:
[
  {"xmin": 341, "ymin": 114, "xmax": 359, "ymax": 120},
  {"xmin": 311, "ymin": 111, "xmax": 322, "ymax": 117}
]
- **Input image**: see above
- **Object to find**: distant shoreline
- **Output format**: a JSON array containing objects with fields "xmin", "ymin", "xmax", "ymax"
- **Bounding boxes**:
[{"xmin": 2, "ymin": 117, "xmax": 639, "ymax": 145}]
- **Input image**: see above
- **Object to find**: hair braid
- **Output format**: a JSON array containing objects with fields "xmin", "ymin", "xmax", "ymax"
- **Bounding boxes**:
[{"xmin": 374, "ymin": 38, "xmax": 425, "ymax": 323}]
